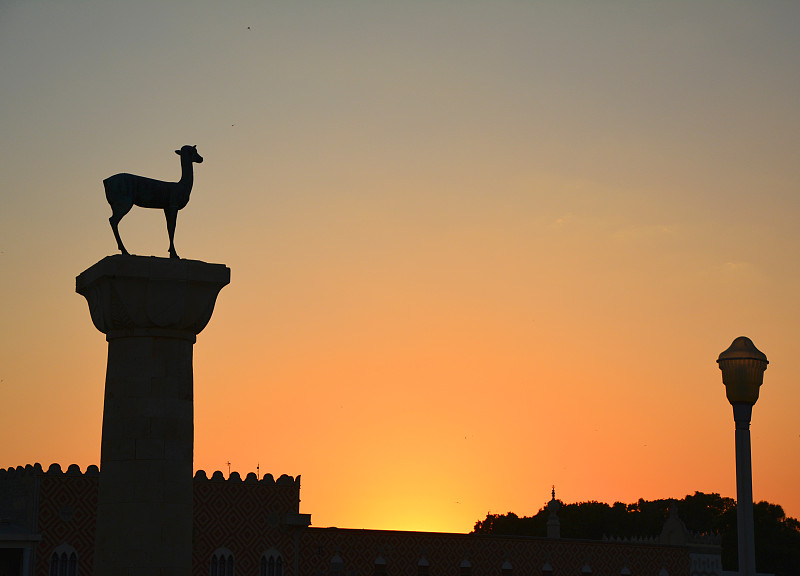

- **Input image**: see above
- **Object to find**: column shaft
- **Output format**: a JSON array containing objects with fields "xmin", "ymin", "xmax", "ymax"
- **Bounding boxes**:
[{"xmin": 94, "ymin": 335, "xmax": 194, "ymax": 576}]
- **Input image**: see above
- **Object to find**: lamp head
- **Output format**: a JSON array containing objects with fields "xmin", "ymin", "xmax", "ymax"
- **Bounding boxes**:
[{"xmin": 717, "ymin": 336, "xmax": 768, "ymax": 405}]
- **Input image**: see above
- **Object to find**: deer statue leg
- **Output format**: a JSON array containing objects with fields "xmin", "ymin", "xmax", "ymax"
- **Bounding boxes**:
[
  {"xmin": 165, "ymin": 207, "xmax": 179, "ymax": 259},
  {"xmin": 109, "ymin": 203, "xmax": 132, "ymax": 256}
]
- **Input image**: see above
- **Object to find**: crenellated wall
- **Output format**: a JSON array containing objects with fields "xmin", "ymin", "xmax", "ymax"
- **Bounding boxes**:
[
  {"xmin": 0, "ymin": 464, "xmax": 44, "ymax": 531},
  {"xmin": 192, "ymin": 469, "xmax": 309, "ymax": 576},
  {"xmin": 193, "ymin": 469, "xmax": 301, "ymax": 488},
  {"xmin": 0, "ymin": 463, "xmax": 99, "ymax": 576},
  {"xmin": 1, "ymin": 464, "xmax": 307, "ymax": 576}
]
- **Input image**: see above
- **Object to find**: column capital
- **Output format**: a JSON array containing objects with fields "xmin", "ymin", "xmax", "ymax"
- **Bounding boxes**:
[{"xmin": 77, "ymin": 255, "xmax": 230, "ymax": 342}]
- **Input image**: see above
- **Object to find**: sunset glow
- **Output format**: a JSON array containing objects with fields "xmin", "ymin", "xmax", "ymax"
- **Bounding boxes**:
[{"xmin": 1, "ymin": 1, "xmax": 799, "ymax": 534}]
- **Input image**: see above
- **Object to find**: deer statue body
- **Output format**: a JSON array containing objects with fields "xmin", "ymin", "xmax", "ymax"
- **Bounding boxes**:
[{"xmin": 104, "ymin": 145, "xmax": 203, "ymax": 259}]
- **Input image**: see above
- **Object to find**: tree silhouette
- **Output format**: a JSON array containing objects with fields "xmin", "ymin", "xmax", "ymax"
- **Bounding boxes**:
[{"xmin": 472, "ymin": 492, "xmax": 800, "ymax": 576}]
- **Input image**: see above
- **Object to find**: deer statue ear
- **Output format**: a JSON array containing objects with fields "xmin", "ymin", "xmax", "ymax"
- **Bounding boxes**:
[{"xmin": 175, "ymin": 150, "xmax": 181, "ymax": 155}]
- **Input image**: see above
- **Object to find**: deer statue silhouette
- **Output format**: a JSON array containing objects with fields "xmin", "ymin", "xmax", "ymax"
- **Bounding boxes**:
[{"xmin": 104, "ymin": 145, "xmax": 204, "ymax": 259}]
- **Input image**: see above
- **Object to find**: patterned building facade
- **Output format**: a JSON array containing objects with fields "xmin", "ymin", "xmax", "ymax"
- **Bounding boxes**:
[{"xmin": 0, "ymin": 464, "xmax": 722, "ymax": 576}]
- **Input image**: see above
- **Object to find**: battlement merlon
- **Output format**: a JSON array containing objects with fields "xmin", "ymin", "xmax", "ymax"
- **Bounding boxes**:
[
  {"xmin": 193, "ymin": 469, "xmax": 301, "ymax": 487},
  {"xmin": 0, "ymin": 463, "xmax": 100, "ymax": 478}
]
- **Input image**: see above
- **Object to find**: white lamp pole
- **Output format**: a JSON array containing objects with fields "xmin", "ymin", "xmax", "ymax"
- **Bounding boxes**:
[{"xmin": 717, "ymin": 336, "xmax": 768, "ymax": 576}]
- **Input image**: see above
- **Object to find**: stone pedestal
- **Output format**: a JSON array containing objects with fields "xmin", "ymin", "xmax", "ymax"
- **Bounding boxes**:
[{"xmin": 77, "ymin": 255, "xmax": 229, "ymax": 576}]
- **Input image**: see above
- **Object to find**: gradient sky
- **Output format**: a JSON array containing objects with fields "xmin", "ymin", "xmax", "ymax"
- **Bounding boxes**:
[{"xmin": 1, "ymin": 1, "xmax": 799, "ymax": 534}]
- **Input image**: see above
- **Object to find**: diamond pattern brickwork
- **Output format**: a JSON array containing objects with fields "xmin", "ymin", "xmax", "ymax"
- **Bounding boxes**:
[
  {"xmin": 299, "ymin": 528, "xmax": 690, "ymax": 576},
  {"xmin": 34, "ymin": 467, "xmax": 98, "ymax": 576},
  {"xmin": 192, "ymin": 473, "xmax": 303, "ymax": 576}
]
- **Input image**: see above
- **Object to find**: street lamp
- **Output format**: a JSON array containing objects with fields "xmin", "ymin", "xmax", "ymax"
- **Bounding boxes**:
[{"xmin": 717, "ymin": 336, "xmax": 768, "ymax": 576}]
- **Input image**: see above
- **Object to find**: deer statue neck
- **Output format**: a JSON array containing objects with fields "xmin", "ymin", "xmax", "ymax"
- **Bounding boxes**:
[{"xmin": 178, "ymin": 155, "xmax": 194, "ymax": 190}]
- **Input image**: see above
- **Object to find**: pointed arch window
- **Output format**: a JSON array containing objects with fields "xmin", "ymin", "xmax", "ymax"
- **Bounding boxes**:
[
  {"xmin": 210, "ymin": 547, "xmax": 235, "ymax": 576},
  {"xmin": 49, "ymin": 544, "xmax": 78, "ymax": 576},
  {"xmin": 260, "ymin": 549, "xmax": 283, "ymax": 576}
]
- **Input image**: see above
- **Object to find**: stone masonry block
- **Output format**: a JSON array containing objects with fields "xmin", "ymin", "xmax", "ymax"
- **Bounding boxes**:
[
  {"xmin": 159, "ymin": 459, "xmax": 192, "ymax": 483},
  {"xmin": 148, "ymin": 416, "xmax": 190, "ymax": 440},
  {"xmin": 103, "ymin": 437, "xmax": 136, "ymax": 461},
  {"xmin": 163, "ymin": 438, "xmax": 191, "ymax": 461},
  {"xmin": 105, "ymin": 374, "xmax": 153, "ymax": 398},
  {"xmin": 133, "ymin": 480, "xmax": 165, "ymax": 503},
  {"xmin": 150, "ymin": 375, "xmax": 191, "ymax": 400},
  {"xmin": 136, "ymin": 396, "xmax": 192, "ymax": 419},
  {"xmin": 135, "ymin": 438, "xmax": 165, "ymax": 460}
]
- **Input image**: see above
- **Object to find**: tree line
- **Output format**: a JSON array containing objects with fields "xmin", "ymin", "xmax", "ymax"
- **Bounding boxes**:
[{"xmin": 471, "ymin": 492, "xmax": 800, "ymax": 576}]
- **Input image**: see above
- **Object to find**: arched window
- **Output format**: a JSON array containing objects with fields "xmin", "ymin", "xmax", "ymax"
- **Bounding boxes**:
[
  {"xmin": 417, "ymin": 555, "xmax": 430, "ymax": 576},
  {"xmin": 210, "ymin": 547, "xmax": 235, "ymax": 576},
  {"xmin": 374, "ymin": 554, "xmax": 386, "ymax": 576},
  {"xmin": 49, "ymin": 544, "xmax": 78, "ymax": 576},
  {"xmin": 330, "ymin": 552, "xmax": 343, "ymax": 576},
  {"xmin": 260, "ymin": 549, "xmax": 283, "ymax": 576}
]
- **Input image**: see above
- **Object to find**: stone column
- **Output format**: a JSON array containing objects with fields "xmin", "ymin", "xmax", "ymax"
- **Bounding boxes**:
[{"xmin": 77, "ymin": 255, "xmax": 229, "ymax": 576}]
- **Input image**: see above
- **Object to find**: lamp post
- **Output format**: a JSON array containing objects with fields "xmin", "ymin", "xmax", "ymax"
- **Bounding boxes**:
[{"xmin": 717, "ymin": 336, "xmax": 768, "ymax": 576}]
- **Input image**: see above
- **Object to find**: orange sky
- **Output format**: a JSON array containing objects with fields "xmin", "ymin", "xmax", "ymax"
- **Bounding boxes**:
[{"xmin": 1, "ymin": 1, "xmax": 799, "ymax": 534}]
